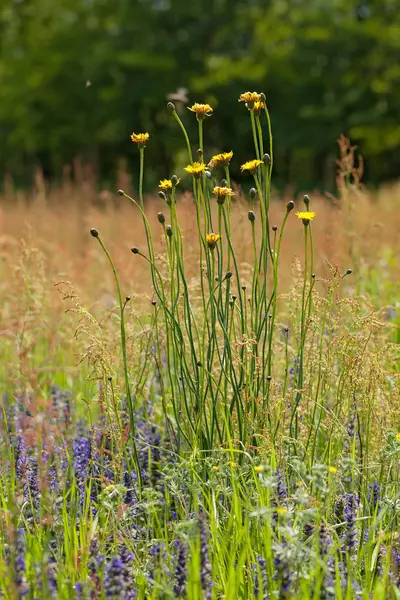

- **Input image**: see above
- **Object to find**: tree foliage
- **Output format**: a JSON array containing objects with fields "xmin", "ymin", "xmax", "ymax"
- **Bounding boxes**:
[{"xmin": 1, "ymin": 0, "xmax": 399, "ymax": 187}]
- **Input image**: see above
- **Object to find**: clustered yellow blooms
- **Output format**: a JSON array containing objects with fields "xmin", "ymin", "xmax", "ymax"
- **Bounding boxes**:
[
  {"xmin": 208, "ymin": 151, "xmax": 233, "ymax": 168},
  {"xmin": 252, "ymin": 100, "xmax": 265, "ymax": 116},
  {"xmin": 159, "ymin": 178, "xmax": 180, "ymax": 192},
  {"xmin": 206, "ymin": 233, "xmax": 221, "ymax": 249},
  {"xmin": 184, "ymin": 162, "xmax": 206, "ymax": 178},
  {"xmin": 296, "ymin": 211, "xmax": 316, "ymax": 226},
  {"xmin": 130, "ymin": 132, "xmax": 149, "ymax": 147},
  {"xmin": 240, "ymin": 159, "xmax": 263, "ymax": 174},
  {"xmin": 213, "ymin": 186, "xmax": 234, "ymax": 205},
  {"xmin": 188, "ymin": 103, "xmax": 213, "ymax": 120},
  {"xmin": 238, "ymin": 91, "xmax": 261, "ymax": 109}
]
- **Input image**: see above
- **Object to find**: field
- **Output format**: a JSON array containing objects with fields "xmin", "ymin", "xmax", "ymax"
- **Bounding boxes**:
[{"xmin": 1, "ymin": 99, "xmax": 400, "ymax": 599}]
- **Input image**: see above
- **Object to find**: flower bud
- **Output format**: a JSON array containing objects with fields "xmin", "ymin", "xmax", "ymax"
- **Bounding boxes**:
[
  {"xmin": 117, "ymin": 189, "xmax": 125, "ymax": 196},
  {"xmin": 286, "ymin": 200, "xmax": 295, "ymax": 212},
  {"xmin": 166, "ymin": 225, "xmax": 173, "ymax": 237},
  {"xmin": 167, "ymin": 102, "xmax": 175, "ymax": 111},
  {"xmin": 260, "ymin": 92, "xmax": 266, "ymax": 103},
  {"xmin": 345, "ymin": 268, "xmax": 352, "ymax": 276},
  {"xmin": 158, "ymin": 191, "xmax": 167, "ymax": 201},
  {"xmin": 157, "ymin": 212, "xmax": 165, "ymax": 224},
  {"xmin": 232, "ymin": 295, "xmax": 237, "ymax": 301},
  {"xmin": 272, "ymin": 225, "xmax": 278, "ymax": 232},
  {"xmin": 263, "ymin": 153, "xmax": 270, "ymax": 166},
  {"xmin": 131, "ymin": 247, "xmax": 139, "ymax": 254},
  {"xmin": 197, "ymin": 148, "xmax": 203, "ymax": 160},
  {"xmin": 90, "ymin": 228, "xmax": 99, "ymax": 238},
  {"xmin": 205, "ymin": 170, "xmax": 212, "ymax": 179},
  {"xmin": 151, "ymin": 300, "xmax": 156, "ymax": 306},
  {"xmin": 125, "ymin": 296, "xmax": 131, "ymax": 302},
  {"xmin": 248, "ymin": 211, "xmax": 256, "ymax": 222},
  {"xmin": 303, "ymin": 194, "xmax": 310, "ymax": 208},
  {"xmin": 225, "ymin": 271, "xmax": 233, "ymax": 279},
  {"xmin": 249, "ymin": 188, "xmax": 257, "ymax": 200},
  {"xmin": 171, "ymin": 174, "xmax": 179, "ymax": 185},
  {"xmin": 221, "ymin": 179, "xmax": 228, "ymax": 187}
]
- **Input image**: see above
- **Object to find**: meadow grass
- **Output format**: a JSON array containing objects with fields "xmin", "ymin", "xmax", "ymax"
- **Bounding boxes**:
[{"xmin": 0, "ymin": 93, "xmax": 400, "ymax": 599}]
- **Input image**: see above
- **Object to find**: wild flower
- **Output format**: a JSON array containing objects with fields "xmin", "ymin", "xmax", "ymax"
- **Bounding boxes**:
[
  {"xmin": 184, "ymin": 162, "xmax": 206, "ymax": 178},
  {"xmin": 252, "ymin": 101, "xmax": 265, "ymax": 116},
  {"xmin": 208, "ymin": 151, "xmax": 233, "ymax": 168},
  {"xmin": 252, "ymin": 555, "xmax": 268, "ymax": 599},
  {"xmin": 14, "ymin": 529, "xmax": 28, "ymax": 597},
  {"xmin": 212, "ymin": 186, "xmax": 234, "ymax": 204},
  {"xmin": 342, "ymin": 493, "xmax": 359, "ymax": 553},
  {"xmin": 273, "ymin": 541, "xmax": 293, "ymax": 598},
  {"xmin": 295, "ymin": 211, "xmax": 316, "ymax": 225},
  {"xmin": 199, "ymin": 513, "xmax": 213, "ymax": 600},
  {"xmin": 238, "ymin": 91, "xmax": 261, "ymax": 108},
  {"xmin": 368, "ymin": 481, "xmax": 381, "ymax": 511},
  {"xmin": 159, "ymin": 179, "xmax": 173, "ymax": 191},
  {"xmin": 130, "ymin": 132, "xmax": 149, "ymax": 147},
  {"xmin": 173, "ymin": 541, "xmax": 187, "ymax": 597},
  {"xmin": 104, "ymin": 556, "xmax": 124, "ymax": 599},
  {"xmin": 187, "ymin": 103, "xmax": 213, "ymax": 120},
  {"xmin": 240, "ymin": 159, "xmax": 263, "ymax": 174},
  {"xmin": 206, "ymin": 233, "xmax": 221, "ymax": 249},
  {"xmin": 274, "ymin": 469, "xmax": 288, "ymax": 505}
]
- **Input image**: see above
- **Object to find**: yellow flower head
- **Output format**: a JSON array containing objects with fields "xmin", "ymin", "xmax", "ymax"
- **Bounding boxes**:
[
  {"xmin": 188, "ymin": 103, "xmax": 213, "ymax": 120},
  {"xmin": 130, "ymin": 132, "xmax": 149, "ymax": 147},
  {"xmin": 184, "ymin": 162, "xmax": 206, "ymax": 178},
  {"xmin": 295, "ymin": 211, "xmax": 316, "ymax": 226},
  {"xmin": 213, "ymin": 186, "xmax": 235, "ymax": 205},
  {"xmin": 212, "ymin": 465, "xmax": 220, "ymax": 471},
  {"xmin": 396, "ymin": 433, "xmax": 400, "ymax": 441},
  {"xmin": 208, "ymin": 151, "xmax": 233, "ymax": 168},
  {"xmin": 159, "ymin": 178, "xmax": 180, "ymax": 192},
  {"xmin": 241, "ymin": 159, "xmax": 263, "ymax": 174},
  {"xmin": 231, "ymin": 462, "xmax": 237, "ymax": 468},
  {"xmin": 206, "ymin": 233, "xmax": 221, "ymax": 249},
  {"xmin": 254, "ymin": 465, "xmax": 264, "ymax": 473},
  {"xmin": 159, "ymin": 179, "xmax": 173, "ymax": 192},
  {"xmin": 276, "ymin": 507, "xmax": 287, "ymax": 515},
  {"xmin": 328, "ymin": 466, "xmax": 337, "ymax": 473},
  {"xmin": 238, "ymin": 91, "xmax": 261, "ymax": 109},
  {"xmin": 252, "ymin": 100, "xmax": 265, "ymax": 116}
]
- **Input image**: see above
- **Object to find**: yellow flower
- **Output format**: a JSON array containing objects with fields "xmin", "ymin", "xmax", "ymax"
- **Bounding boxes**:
[
  {"xmin": 187, "ymin": 103, "xmax": 213, "ymax": 120},
  {"xmin": 184, "ymin": 162, "xmax": 206, "ymax": 178},
  {"xmin": 295, "ymin": 211, "xmax": 316, "ymax": 226},
  {"xmin": 159, "ymin": 178, "xmax": 180, "ymax": 192},
  {"xmin": 159, "ymin": 179, "xmax": 173, "ymax": 191},
  {"xmin": 241, "ymin": 159, "xmax": 263, "ymax": 174},
  {"xmin": 212, "ymin": 465, "xmax": 219, "ymax": 471},
  {"xmin": 328, "ymin": 466, "xmax": 337, "ymax": 473},
  {"xmin": 130, "ymin": 132, "xmax": 149, "ymax": 147},
  {"xmin": 396, "ymin": 433, "xmax": 400, "ymax": 441},
  {"xmin": 276, "ymin": 507, "xmax": 287, "ymax": 515},
  {"xmin": 238, "ymin": 91, "xmax": 261, "ymax": 109},
  {"xmin": 213, "ymin": 186, "xmax": 235, "ymax": 205},
  {"xmin": 231, "ymin": 462, "xmax": 237, "ymax": 468},
  {"xmin": 252, "ymin": 100, "xmax": 265, "ymax": 116},
  {"xmin": 208, "ymin": 151, "xmax": 233, "ymax": 168},
  {"xmin": 254, "ymin": 465, "xmax": 264, "ymax": 473},
  {"xmin": 206, "ymin": 233, "xmax": 221, "ymax": 249}
]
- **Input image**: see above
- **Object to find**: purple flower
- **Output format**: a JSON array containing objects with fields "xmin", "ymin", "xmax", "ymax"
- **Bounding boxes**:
[
  {"xmin": 14, "ymin": 529, "xmax": 29, "ymax": 598},
  {"xmin": 343, "ymin": 493, "xmax": 359, "ymax": 553},
  {"xmin": 173, "ymin": 541, "xmax": 187, "ymax": 597},
  {"xmin": 368, "ymin": 482, "xmax": 381, "ymax": 512},
  {"xmin": 273, "ymin": 542, "xmax": 293, "ymax": 598},
  {"xmin": 274, "ymin": 469, "xmax": 287, "ymax": 505},
  {"xmin": 73, "ymin": 423, "xmax": 92, "ymax": 503},
  {"xmin": 253, "ymin": 555, "xmax": 268, "ymax": 599},
  {"xmin": 199, "ymin": 513, "xmax": 213, "ymax": 600},
  {"xmin": 104, "ymin": 556, "xmax": 124, "ymax": 598}
]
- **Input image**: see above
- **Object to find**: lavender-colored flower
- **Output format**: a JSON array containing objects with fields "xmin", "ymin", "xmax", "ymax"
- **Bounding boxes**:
[
  {"xmin": 318, "ymin": 524, "xmax": 335, "ymax": 600},
  {"xmin": 303, "ymin": 522, "xmax": 314, "ymax": 540},
  {"xmin": 15, "ymin": 529, "xmax": 28, "ymax": 598},
  {"xmin": 252, "ymin": 555, "xmax": 268, "ymax": 599},
  {"xmin": 119, "ymin": 545, "xmax": 136, "ymax": 598},
  {"xmin": 343, "ymin": 493, "xmax": 359, "ymax": 553},
  {"xmin": 73, "ymin": 423, "xmax": 92, "ymax": 504},
  {"xmin": 274, "ymin": 469, "xmax": 287, "ymax": 505},
  {"xmin": 25, "ymin": 456, "xmax": 40, "ymax": 511},
  {"xmin": 47, "ymin": 560, "xmax": 58, "ymax": 598},
  {"xmin": 74, "ymin": 582, "xmax": 84, "ymax": 598},
  {"xmin": 368, "ymin": 481, "xmax": 381, "ymax": 512},
  {"xmin": 392, "ymin": 547, "xmax": 400, "ymax": 587},
  {"xmin": 199, "ymin": 513, "xmax": 213, "ymax": 600},
  {"xmin": 104, "ymin": 556, "xmax": 124, "ymax": 599},
  {"xmin": 273, "ymin": 542, "xmax": 293, "ymax": 599},
  {"xmin": 173, "ymin": 541, "xmax": 187, "ymax": 597},
  {"xmin": 15, "ymin": 435, "xmax": 29, "ymax": 482}
]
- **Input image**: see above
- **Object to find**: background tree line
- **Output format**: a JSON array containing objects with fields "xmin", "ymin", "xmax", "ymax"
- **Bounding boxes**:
[{"xmin": 1, "ymin": 0, "xmax": 399, "ymax": 191}]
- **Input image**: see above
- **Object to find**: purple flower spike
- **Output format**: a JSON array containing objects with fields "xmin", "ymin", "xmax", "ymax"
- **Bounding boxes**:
[
  {"xmin": 173, "ymin": 541, "xmax": 187, "ymax": 597},
  {"xmin": 199, "ymin": 513, "xmax": 213, "ymax": 600}
]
